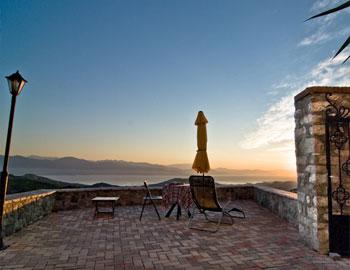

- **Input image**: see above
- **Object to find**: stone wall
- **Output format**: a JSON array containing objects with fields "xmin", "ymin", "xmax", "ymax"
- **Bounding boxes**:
[
  {"xmin": 3, "ymin": 190, "xmax": 55, "ymax": 236},
  {"xmin": 216, "ymin": 185, "xmax": 254, "ymax": 201},
  {"xmin": 254, "ymin": 185, "xmax": 298, "ymax": 226},
  {"xmin": 3, "ymin": 184, "xmax": 297, "ymax": 237},
  {"xmin": 53, "ymin": 185, "xmax": 254, "ymax": 211},
  {"xmin": 53, "ymin": 186, "xmax": 162, "ymax": 211},
  {"xmin": 294, "ymin": 86, "xmax": 350, "ymax": 254}
]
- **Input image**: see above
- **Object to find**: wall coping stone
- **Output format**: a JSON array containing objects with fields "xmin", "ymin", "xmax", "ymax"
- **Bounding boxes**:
[
  {"xmin": 4, "ymin": 184, "xmax": 283, "ymax": 201},
  {"xmin": 54, "ymin": 186, "xmax": 150, "ymax": 192},
  {"xmin": 294, "ymin": 86, "xmax": 350, "ymax": 102},
  {"xmin": 5, "ymin": 189, "xmax": 56, "ymax": 202},
  {"xmin": 3, "ymin": 184, "xmax": 287, "ymax": 202},
  {"xmin": 52, "ymin": 183, "xmax": 254, "ymax": 193},
  {"xmin": 254, "ymin": 185, "xmax": 297, "ymax": 200},
  {"xmin": 3, "ymin": 189, "xmax": 56, "ymax": 236}
]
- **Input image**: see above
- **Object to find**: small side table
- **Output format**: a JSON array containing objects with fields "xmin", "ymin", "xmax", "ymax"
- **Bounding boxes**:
[
  {"xmin": 163, "ymin": 184, "xmax": 192, "ymax": 220},
  {"xmin": 92, "ymin": 197, "xmax": 119, "ymax": 218}
]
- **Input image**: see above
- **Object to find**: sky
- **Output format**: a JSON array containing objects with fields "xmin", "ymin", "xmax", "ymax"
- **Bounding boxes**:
[{"xmin": 0, "ymin": 0, "xmax": 349, "ymax": 173}]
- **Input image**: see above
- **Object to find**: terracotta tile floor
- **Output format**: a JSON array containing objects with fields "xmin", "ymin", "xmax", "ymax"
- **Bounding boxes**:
[{"xmin": 0, "ymin": 200, "xmax": 349, "ymax": 270}]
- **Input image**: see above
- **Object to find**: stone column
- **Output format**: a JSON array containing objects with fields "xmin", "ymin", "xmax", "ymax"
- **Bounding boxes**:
[{"xmin": 294, "ymin": 86, "xmax": 350, "ymax": 254}]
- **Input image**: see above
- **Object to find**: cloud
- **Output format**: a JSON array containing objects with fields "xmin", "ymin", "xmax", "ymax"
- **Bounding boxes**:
[
  {"xmin": 311, "ymin": 0, "xmax": 337, "ymax": 12},
  {"xmin": 272, "ymin": 76, "xmax": 299, "ymax": 91},
  {"xmin": 239, "ymin": 93, "xmax": 295, "ymax": 150},
  {"xmin": 298, "ymin": 27, "xmax": 350, "ymax": 47},
  {"xmin": 298, "ymin": 0, "xmax": 349, "ymax": 47},
  {"xmin": 298, "ymin": 30, "xmax": 330, "ymax": 47},
  {"xmin": 240, "ymin": 52, "xmax": 350, "ymax": 151},
  {"xmin": 310, "ymin": 0, "xmax": 350, "ymax": 14},
  {"xmin": 309, "ymin": 0, "xmax": 342, "ymax": 23}
]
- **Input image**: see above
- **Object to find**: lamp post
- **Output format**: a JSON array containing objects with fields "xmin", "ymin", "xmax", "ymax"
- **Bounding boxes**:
[{"xmin": 0, "ymin": 71, "xmax": 27, "ymax": 250}]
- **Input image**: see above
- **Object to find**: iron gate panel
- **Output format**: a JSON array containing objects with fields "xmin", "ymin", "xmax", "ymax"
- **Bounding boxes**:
[{"xmin": 325, "ymin": 93, "xmax": 350, "ymax": 256}]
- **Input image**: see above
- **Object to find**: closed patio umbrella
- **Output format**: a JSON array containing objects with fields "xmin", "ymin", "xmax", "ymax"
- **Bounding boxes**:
[{"xmin": 192, "ymin": 111, "xmax": 210, "ymax": 174}]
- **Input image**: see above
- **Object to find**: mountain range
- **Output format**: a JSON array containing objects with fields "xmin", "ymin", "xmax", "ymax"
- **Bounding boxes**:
[
  {"xmin": 0, "ymin": 155, "xmax": 295, "ymax": 178},
  {"xmin": 6, "ymin": 173, "xmax": 297, "ymax": 195}
]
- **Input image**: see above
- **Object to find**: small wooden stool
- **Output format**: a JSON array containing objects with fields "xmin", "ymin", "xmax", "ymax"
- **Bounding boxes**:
[{"xmin": 92, "ymin": 197, "xmax": 119, "ymax": 218}]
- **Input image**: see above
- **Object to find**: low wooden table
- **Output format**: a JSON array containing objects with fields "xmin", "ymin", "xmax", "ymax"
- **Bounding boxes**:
[{"xmin": 92, "ymin": 197, "xmax": 119, "ymax": 218}]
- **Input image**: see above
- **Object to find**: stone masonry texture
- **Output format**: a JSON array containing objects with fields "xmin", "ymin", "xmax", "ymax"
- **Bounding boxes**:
[
  {"xmin": 3, "ymin": 184, "xmax": 298, "ymax": 239},
  {"xmin": 294, "ymin": 86, "xmax": 350, "ymax": 254},
  {"xmin": 3, "ymin": 190, "xmax": 55, "ymax": 236}
]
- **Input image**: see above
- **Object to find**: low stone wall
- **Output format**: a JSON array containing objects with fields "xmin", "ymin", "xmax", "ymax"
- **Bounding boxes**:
[
  {"xmin": 216, "ymin": 185, "xmax": 254, "ymax": 201},
  {"xmin": 3, "ymin": 184, "xmax": 297, "ymax": 236},
  {"xmin": 254, "ymin": 185, "xmax": 298, "ymax": 227},
  {"xmin": 3, "ymin": 190, "xmax": 55, "ymax": 236},
  {"xmin": 53, "ymin": 186, "xmax": 162, "ymax": 211},
  {"xmin": 53, "ymin": 185, "xmax": 254, "ymax": 211}
]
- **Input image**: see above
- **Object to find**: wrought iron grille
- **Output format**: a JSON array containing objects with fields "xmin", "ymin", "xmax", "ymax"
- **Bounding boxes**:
[{"xmin": 325, "ymin": 93, "xmax": 350, "ymax": 256}]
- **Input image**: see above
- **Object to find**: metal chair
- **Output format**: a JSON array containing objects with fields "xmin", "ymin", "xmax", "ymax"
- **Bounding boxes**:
[
  {"xmin": 188, "ymin": 175, "xmax": 245, "ymax": 232},
  {"xmin": 139, "ymin": 180, "xmax": 163, "ymax": 221}
]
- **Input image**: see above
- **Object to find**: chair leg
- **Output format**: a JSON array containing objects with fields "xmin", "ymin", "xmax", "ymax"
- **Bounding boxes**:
[
  {"xmin": 223, "ymin": 211, "xmax": 234, "ymax": 225},
  {"xmin": 139, "ymin": 199, "xmax": 147, "ymax": 221},
  {"xmin": 213, "ymin": 212, "xmax": 224, "ymax": 232},
  {"xmin": 150, "ymin": 199, "xmax": 161, "ymax": 220},
  {"xmin": 165, "ymin": 203, "xmax": 177, "ymax": 217},
  {"xmin": 188, "ymin": 206, "xmax": 197, "ymax": 229},
  {"xmin": 228, "ymin": 207, "xmax": 245, "ymax": 219},
  {"xmin": 189, "ymin": 207, "xmax": 224, "ymax": 233},
  {"xmin": 94, "ymin": 201, "xmax": 98, "ymax": 219},
  {"xmin": 203, "ymin": 211, "xmax": 209, "ymax": 221},
  {"xmin": 176, "ymin": 205, "xmax": 182, "ymax": 220}
]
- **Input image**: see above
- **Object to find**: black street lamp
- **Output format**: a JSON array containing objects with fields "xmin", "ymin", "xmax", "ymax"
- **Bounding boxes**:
[{"xmin": 0, "ymin": 71, "xmax": 27, "ymax": 250}]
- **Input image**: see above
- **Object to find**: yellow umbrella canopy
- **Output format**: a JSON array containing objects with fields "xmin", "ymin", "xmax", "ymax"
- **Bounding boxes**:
[{"xmin": 192, "ymin": 111, "xmax": 210, "ymax": 174}]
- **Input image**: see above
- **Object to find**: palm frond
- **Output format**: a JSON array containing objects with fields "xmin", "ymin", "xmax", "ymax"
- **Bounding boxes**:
[
  {"xmin": 343, "ymin": 55, "xmax": 350, "ymax": 63},
  {"xmin": 333, "ymin": 36, "xmax": 350, "ymax": 59},
  {"xmin": 306, "ymin": 0, "xmax": 350, "ymax": 21}
]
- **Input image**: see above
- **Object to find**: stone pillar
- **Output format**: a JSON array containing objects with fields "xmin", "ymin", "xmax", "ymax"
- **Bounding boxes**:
[{"xmin": 294, "ymin": 86, "xmax": 350, "ymax": 254}]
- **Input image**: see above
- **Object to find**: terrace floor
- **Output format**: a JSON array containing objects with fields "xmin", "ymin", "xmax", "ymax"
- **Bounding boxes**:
[{"xmin": 0, "ymin": 200, "xmax": 349, "ymax": 270}]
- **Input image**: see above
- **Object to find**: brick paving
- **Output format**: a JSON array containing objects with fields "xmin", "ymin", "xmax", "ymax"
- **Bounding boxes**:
[{"xmin": 0, "ymin": 200, "xmax": 349, "ymax": 270}]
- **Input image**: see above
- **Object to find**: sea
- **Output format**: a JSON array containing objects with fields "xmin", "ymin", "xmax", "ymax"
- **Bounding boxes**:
[{"xmin": 40, "ymin": 174, "xmax": 295, "ymax": 186}]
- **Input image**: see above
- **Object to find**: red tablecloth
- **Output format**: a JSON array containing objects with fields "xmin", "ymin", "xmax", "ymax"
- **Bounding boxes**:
[{"xmin": 162, "ymin": 183, "xmax": 193, "ymax": 210}]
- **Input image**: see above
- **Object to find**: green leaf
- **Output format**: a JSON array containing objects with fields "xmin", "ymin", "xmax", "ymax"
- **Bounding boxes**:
[
  {"xmin": 333, "ymin": 36, "xmax": 350, "ymax": 59},
  {"xmin": 306, "ymin": 0, "xmax": 350, "ymax": 21}
]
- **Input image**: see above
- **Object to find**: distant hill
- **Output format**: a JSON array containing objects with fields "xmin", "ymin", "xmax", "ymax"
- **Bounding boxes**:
[
  {"xmin": 1, "ymin": 155, "xmax": 184, "ymax": 176},
  {"xmin": 6, "ymin": 174, "xmax": 297, "ymax": 195},
  {"xmin": 152, "ymin": 178, "xmax": 297, "ymax": 193},
  {"xmin": 1, "ymin": 155, "xmax": 295, "ymax": 178},
  {"xmin": 169, "ymin": 163, "xmax": 294, "ymax": 177},
  {"xmin": 90, "ymin": 182, "xmax": 117, "ymax": 188},
  {"xmin": 7, "ymin": 174, "xmax": 187, "ymax": 194},
  {"xmin": 7, "ymin": 174, "xmax": 89, "ymax": 194},
  {"xmin": 149, "ymin": 178, "xmax": 189, "ymax": 187}
]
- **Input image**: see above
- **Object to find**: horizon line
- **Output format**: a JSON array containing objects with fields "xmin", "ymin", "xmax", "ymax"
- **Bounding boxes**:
[{"xmin": 4, "ymin": 153, "xmax": 296, "ymax": 173}]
